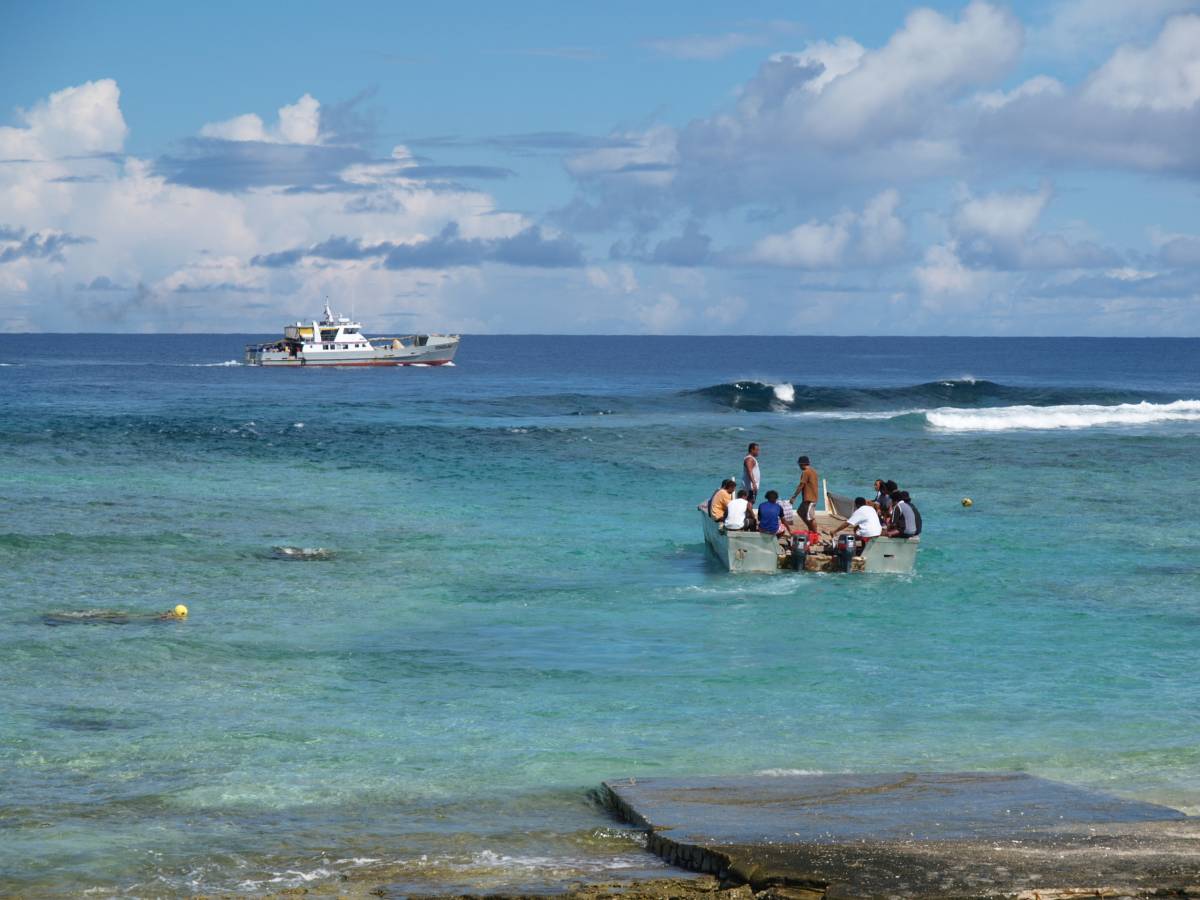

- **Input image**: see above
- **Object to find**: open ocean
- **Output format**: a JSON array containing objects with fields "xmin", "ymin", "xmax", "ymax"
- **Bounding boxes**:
[{"xmin": 2, "ymin": 334, "xmax": 1199, "ymax": 897}]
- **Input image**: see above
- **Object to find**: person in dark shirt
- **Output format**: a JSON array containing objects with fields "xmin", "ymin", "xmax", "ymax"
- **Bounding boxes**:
[
  {"xmin": 887, "ymin": 490, "xmax": 922, "ymax": 537},
  {"xmin": 757, "ymin": 490, "xmax": 785, "ymax": 535}
]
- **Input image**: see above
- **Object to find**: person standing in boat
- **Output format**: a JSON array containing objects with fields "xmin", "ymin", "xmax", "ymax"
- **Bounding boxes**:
[
  {"xmin": 740, "ymin": 443, "xmax": 761, "ymax": 505},
  {"xmin": 788, "ymin": 455, "xmax": 819, "ymax": 534}
]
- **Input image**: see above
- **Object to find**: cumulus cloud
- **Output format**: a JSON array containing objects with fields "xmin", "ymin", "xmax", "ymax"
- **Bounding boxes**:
[
  {"xmin": 973, "ymin": 14, "xmax": 1200, "ymax": 174},
  {"xmin": 0, "ymin": 79, "xmax": 127, "ymax": 160},
  {"xmin": 1030, "ymin": 0, "xmax": 1200, "ymax": 57},
  {"xmin": 798, "ymin": 2, "xmax": 1022, "ymax": 144},
  {"xmin": 973, "ymin": 75, "xmax": 1065, "ymax": 110},
  {"xmin": 950, "ymin": 184, "xmax": 1119, "ymax": 270},
  {"xmin": 745, "ymin": 190, "xmax": 907, "ymax": 268},
  {"xmin": 0, "ymin": 80, "xmax": 587, "ymax": 331},
  {"xmin": 200, "ymin": 94, "xmax": 323, "ymax": 144},
  {"xmin": 1082, "ymin": 13, "xmax": 1200, "ymax": 110},
  {"xmin": 914, "ymin": 242, "xmax": 985, "ymax": 300}
]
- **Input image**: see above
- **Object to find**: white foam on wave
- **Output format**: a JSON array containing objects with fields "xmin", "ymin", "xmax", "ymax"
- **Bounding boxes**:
[
  {"xmin": 187, "ymin": 360, "xmax": 242, "ymax": 367},
  {"xmin": 753, "ymin": 768, "xmax": 827, "ymax": 777},
  {"xmin": 927, "ymin": 399, "xmax": 1200, "ymax": 432},
  {"xmin": 785, "ymin": 408, "xmax": 924, "ymax": 421},
  {"xmin": 771, "ymin": 382, "xmax": 795, "ymax": 405}
]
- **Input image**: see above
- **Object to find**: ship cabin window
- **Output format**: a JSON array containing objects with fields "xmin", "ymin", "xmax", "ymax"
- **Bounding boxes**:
[
  {"xmin": 320, "ymin": 329, "xmax": 338, "ymax": 342},
  {"xmin": 345, "ymin": 328, "xmax": 359, "ymax": 334}
]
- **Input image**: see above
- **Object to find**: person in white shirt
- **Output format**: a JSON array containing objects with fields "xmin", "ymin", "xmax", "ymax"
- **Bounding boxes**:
[
  {"xmin": 740, "ymin": 442, "xmax": 760, "ymax": 504},
  {"xmin": 833, "ymin": 496, "xmax": 882, "ymax": 546},
  {"xmin": 724, "ymin": 489, "xmax": 751, "ymax": 531}
]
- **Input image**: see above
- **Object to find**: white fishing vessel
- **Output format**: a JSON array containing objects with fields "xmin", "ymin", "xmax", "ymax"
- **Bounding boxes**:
[
  {"xmin": 700, "ymin": 482, "xmax": 919, "ymax": 574},
  {"xmin": 245, "ymin": 303, "xmax": 459, "ymax": 367}
]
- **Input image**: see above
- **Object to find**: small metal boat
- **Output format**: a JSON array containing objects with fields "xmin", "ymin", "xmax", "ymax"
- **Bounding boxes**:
[
  {"xmin": 700, "ymin": 482, "xmax": 919, "ymax": 574},
  {"xmin": 245, "ymin": 303, "xmax": 459, "ymax": 367}
]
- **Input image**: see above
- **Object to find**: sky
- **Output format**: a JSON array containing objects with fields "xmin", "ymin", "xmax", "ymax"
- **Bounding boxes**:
[{"xmin": 1, "ymin": 0, "xmax": 1199, "ymax": 335}]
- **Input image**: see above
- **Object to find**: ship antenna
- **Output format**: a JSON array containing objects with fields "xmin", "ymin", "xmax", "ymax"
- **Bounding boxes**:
[{"xmin": 323, "ymin": 297, "xmax": 333, "ymax": 322}]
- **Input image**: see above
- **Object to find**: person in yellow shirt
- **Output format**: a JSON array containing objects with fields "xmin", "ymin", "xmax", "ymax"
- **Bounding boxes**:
[{"xmin": 706, "ymin": 478, "xmax": 737, "ymax": 521}]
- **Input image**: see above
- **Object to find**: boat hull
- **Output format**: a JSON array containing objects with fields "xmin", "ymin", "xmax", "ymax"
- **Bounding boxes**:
[
  {"xmin": 699, "ymin": 509, "xmax": 919, "ymax": 575},
  {"xmin": 246, "ymin": 338, "xmax": 459, "ymax": 367},
  {"xmin": 701, "ymin": 511, "xmax": 786, "ymax": 573}
]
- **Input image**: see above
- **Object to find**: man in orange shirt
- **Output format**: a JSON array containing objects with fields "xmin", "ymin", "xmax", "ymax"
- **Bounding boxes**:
[{"xmin": 788, "ymin": 455, "xmax": 819, "ymax": 533}]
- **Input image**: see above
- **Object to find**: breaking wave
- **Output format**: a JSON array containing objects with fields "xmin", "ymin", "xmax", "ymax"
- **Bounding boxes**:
[
  {"xmin": 926, "ymin": 400, "xmax": 1200, "ymax": 432},
  {"xmin": 686, "ymin": 379, "xmax": 1200, "ymax": 432},
  {"xmin": 686, "ymin": 379, "xmax": 1170, "ymax": 413}
]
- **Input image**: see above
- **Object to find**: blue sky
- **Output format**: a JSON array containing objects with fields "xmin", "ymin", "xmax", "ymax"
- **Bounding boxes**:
[{"xmin": 1, "ymin": 0, "xmax": 1199, "ymax": 333}]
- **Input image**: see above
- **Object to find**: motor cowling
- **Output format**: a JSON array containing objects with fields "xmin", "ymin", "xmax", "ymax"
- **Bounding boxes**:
[{"xmin": 836, "ymin": 533, "xmax": 856, "ymax": 572}]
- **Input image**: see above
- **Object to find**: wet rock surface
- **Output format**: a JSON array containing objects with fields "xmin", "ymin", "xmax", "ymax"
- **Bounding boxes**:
[{"xmin": 601, "ymin": 773, "xmax": 1200, "ymax": 898}]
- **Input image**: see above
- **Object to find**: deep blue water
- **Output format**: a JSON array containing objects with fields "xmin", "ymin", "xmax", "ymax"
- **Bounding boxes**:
[{"xmin": 2, "ymin": 335, "xmax": 1199, "ymax": 896}]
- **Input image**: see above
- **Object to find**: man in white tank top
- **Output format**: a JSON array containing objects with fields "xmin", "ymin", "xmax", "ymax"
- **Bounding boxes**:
[{"xmin": 740, "ymin": 442, "xmax": 760, "ymax": 504}]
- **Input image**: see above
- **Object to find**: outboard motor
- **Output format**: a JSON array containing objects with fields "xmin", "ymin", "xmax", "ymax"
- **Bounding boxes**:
[
  {"xmin": 791, "ymin": 533, "xmax": 806, "ymax": 571},
  {"xmin": 836, "ymin": 533, "xmax": 857, "ymax": 573}
]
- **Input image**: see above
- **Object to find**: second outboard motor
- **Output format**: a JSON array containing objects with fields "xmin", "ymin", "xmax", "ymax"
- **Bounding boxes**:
[
  {"xmin": 791, "ymin": 534, "xmax": 806, "ymax": 571},
  {"xmin": 836, "ymin": 533, "xmax": 857, "ymax": 573}
]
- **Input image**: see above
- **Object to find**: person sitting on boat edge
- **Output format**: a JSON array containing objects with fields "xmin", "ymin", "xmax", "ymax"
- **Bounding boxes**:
[
  {"xmin": 703, "ymin": 478, "xmax": 737, "ymax": 521},
  {"xmin": 832, "ymin": 496, "xmax": 883, "ymax": 551},
  {"xmin": 886, "ymin": 490, "xmax": 922, "ymax": 538},
  {"xmin": 724, "ymin": 489, "xmax": 751, "ymax": 531},
  {"xmin": 757, "ymin": 490, "xmax": 786, "ymax": 535}
]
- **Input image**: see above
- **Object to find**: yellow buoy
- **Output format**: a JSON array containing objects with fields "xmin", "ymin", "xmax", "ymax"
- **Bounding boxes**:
[
  {"xmin": 173, "ymin": 604, "xmax": 188, "ymax": 617},
  {"xmin": 961, "ymin": 498, "xmax": 973, "ymax": 508}
]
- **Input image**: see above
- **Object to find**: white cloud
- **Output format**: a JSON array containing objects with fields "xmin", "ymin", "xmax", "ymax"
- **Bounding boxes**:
[
  {"xmin": 748, "ymin": 216, "xmax": 853, "ymax": 268},
  {"xmin": 1031, "ymin": 0, "xmax": 1200, "ymax": 57},
  {"xmin": 800, "ymin": 1, "xmax": 1022, "ymax": 143},
  {"xmin": 200, "ymin": 93, "xmax": 324, "ymax": 144},
  {"xmin": 914, "ymin": 242, "xmax": 983, "ymax": 299},
  {"xmin": 0, "ymin": 81, "xmax": 570, "ymax": 332},
  {"xmin": 950, "ymin": 184, "xmax": 1118, "ymax": 270},
  {"xmin": 789, "ymin": 39, "xmax": 866, "ymax": 94},
  {"xmin": 746, "ymin": 190, "xmax": 906, "ymax": 268},
  {"xmin": 1082, "ymin": 13, "xmax": 1200, "ymax": 110},
  {"xmin": 974, "ymin": 75, "xmax": 1065, "ymax": 109},
  {"xmin": 954, "ymin": 185, "xmax": 1050, "ymax": 245},
  {"xmin": 0, "ymin": 79, "xmax": 127, "ymax": 159}
]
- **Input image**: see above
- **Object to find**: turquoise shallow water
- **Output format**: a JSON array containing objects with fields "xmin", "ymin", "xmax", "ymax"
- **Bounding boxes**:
[{"xmin": 2, "ymin": 335, "xmax": 1199, "ymax": 896}]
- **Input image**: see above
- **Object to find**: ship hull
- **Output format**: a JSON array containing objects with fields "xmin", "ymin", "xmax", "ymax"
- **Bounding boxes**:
[{"xmin": 246, "ymin": 338, "xmax": 459, "ymax": 367}]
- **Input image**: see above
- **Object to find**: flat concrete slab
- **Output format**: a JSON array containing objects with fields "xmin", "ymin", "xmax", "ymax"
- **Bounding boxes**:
[{"xmin": 602, "ymin": 773, "xmax": 1200, "ymax": 898}]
